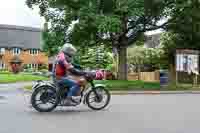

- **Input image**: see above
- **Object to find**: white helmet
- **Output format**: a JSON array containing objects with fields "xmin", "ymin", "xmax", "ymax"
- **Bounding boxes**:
[{"xmin": 61, "ymin": 43, "xmax": 77, "ymax": 57}]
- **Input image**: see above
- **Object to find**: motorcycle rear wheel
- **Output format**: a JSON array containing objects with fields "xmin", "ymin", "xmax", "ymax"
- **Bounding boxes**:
[{"xmin": 31, "ymin": 85, "xmax": 58, "ymax": 112}]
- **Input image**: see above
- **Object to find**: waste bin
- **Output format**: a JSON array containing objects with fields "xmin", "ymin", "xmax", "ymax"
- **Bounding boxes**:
[{"xmin": 160, "ymin": 70, "xmax": 169, "ymax": 87}]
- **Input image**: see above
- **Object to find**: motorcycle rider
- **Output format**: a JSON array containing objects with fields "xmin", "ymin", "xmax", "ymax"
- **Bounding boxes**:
[{"xmin": 53, "ymin": 43, "xmax": 86, "ymax": 105}]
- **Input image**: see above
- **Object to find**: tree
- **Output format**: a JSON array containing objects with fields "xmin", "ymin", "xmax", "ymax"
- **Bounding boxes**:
[
  {"xmin": 128, "ymin": 46, "xmax": 164, "ymax": 72},
  {"xmin": 74, "ymin": 45, "xmax": 113, "ymax": 69},
  {"xmin": 160, "ymin": 0, "xmax": 200, "ymax": 81},
  {"xmin": 163, "ymin": 0, "xmax": 200, "ymax": 51},
  {"xmin": 42, "ymin": 19, "xmax": 68, "ymax": 56},
  {"xmin": 26, "ymin": 0, "xmax": 176, "ymax": 80}
]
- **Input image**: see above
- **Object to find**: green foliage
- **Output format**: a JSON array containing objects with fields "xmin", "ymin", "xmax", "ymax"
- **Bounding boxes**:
[
  {"xmin": 128, "ymin": 46, "xmax": 164, "ymax": 69},
  {"xmin": 26, "ymin": 0, "xmax": 177, "ymax": 79},
  {"xmin": 23, "ymin": 64, "xmax": 28, "ymax": 70},
  {"xmin": 25, "ymin": 80, "xmax": 160, "ymax": 91},
  {"xmin": 106, "ymin": 64, "xmax": 115, "ymax": 71},
  {"xmin": 160, "ymin": 32, "xmax": 177, "ymax": 66},
  {"xmin": 26, "ymin": 0, "xmax": 174, "ymax": 48},
  {"xmin": 0, "ymin": 73, "xmax": 49, "ymax": 83},
  {"xmin": 158, "ymin": 1, "xmax": 200, "ymax": 71},
  {"xmin": 160, "ymin": 32, "xmax": 200, "ymax": 68},
  {"xmin": 94, "ymin": 80, "xmax": 160, "ymax": 90},
  {"xmin": 38, "ymin": 64, "xmax": 48, "ymax": 70},
  {"xmin": 75, "ymin": 45, "xmax": 113, "ymax": 69},
  {"xmin": 40, "ymin": 69, "xmax": 49, "ymax": 74},
  {"xmin": 0, "ymin": 71, "xmax": 10, "ymax": 74},
  {"xmin": 167, "ymin": 0, "xmax": 200, "ymax": 48},
  {"xmin": 42, "ymin": 24, "xmax": 67, "ymax": 56}
]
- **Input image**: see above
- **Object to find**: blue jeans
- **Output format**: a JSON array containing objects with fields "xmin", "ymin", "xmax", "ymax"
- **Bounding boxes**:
[{"xmin": 59, "ymin": 78, "xmax": 80, "ymax": 97}]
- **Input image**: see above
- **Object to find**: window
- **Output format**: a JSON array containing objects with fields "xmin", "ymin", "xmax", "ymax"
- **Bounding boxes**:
[
  {"xmin": 0, "ymin": 48, "xmax": 5, "ymax": 54},
  {"xmin": 28, "ymin": 64, "xmax": 32, "ymax": 68},
  {"xmin": 32, "ymin": 64, "xmax": 37, "ymax": 68},
  {"xmin": 13, "ymin": 48, "xmax": 21, "ymax": 55},
  {"xmin": 29, "ymin": 49, "xmax": 39, "ymax": 55},
  {"xmin": 29, "ymin": 64, "xmax": 38, "ymax": 69}
]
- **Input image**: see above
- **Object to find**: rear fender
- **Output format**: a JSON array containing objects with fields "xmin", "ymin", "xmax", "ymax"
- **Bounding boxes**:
[
  {"xmin": 33, "ymin": 85, "xmax": 57, "ymax": 93},
  {"xmin": 32, "ymin": 81, "xmax": 56, "ymax": 91}
]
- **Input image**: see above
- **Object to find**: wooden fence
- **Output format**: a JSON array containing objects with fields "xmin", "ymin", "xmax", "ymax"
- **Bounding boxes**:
[
  {"xmin": 177, "ymin": 72, "xmax": 200, "ymax": 84},
  {"xmin": 128, "ymin": 71, "xmax": 160, "ymax": 82}
]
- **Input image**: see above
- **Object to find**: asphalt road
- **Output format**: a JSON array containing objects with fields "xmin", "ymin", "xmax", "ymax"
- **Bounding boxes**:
[{"xmin": 1, "ymin": 83, "xmax": 200, "ymax": 133}]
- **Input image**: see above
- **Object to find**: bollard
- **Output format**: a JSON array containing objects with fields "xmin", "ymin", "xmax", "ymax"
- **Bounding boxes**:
[{"xmin": 160, "ymin": 70, "xmax": 169, "ymax": 88}]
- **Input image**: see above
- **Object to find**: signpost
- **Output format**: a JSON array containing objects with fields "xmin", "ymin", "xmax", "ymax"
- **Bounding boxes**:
[{"xmin": 176, "ymin": 50, "xmax": 199, "ymax": 85}]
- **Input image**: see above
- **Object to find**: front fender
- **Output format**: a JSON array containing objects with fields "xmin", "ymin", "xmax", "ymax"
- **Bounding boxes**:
[
  {"xmin": 83, "ymin": 83, "xmax": 106, "ymax": 104},
  {"xmin": 85, "ymin": 84, "xmax": 106, "ymax": 93},
  {"xmin": 94, "ymin": 84, "xmax": 106, "ymax": 88}
]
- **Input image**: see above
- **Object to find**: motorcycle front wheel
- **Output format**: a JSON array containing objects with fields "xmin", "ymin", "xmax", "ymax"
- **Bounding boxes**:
[
  {"xmin": 86, "ymin": 87, "xmax": 111, "ymax": 110},
  {"xmin": 31, "ymin": 85, "xmax": 58, "ymax": 112}
]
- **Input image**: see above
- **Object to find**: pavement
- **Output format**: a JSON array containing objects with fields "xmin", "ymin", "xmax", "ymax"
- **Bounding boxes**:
[
  {"xmin": 1, "ymin": 82, "xmax": 200, "ymax": 95},
  {"xmin": 1, "ymin": 82, "xmax": 200, "ymax": 133},
  {"xmin": 111, "ymin": 90, "xmax": 200, "ymax": 95}
]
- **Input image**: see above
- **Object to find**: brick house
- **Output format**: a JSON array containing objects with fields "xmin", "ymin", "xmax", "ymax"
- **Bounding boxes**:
[{"xmin": 0, "ymin": 24, "xmax": 48, "ymax": 71}]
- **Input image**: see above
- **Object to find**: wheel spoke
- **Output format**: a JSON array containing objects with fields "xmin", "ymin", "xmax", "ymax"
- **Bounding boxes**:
[
  {"xmin": 89, "ymin": 96, "xmax": 96, "ymax": 100},
  {"xmin": 89, "ymin": 99, "xmax": 96, "ymax": 103},
  {"xmin": 48, "ymin": 99, "xmax": 56, "ymax": 104},
  {"xmin": 35, "ymin": 100, "xmax": 41, "ymax": 102},
  {"xmin": 35, "ymin": 102, "xmax": 44, "ymax": 106},
  {"xmin": 86, "ymin": 88, "xmax": 110, "ymax": 110},
  {"xmin": 31, "ymin": 85, "xmax": 59, "ymax": 112}
]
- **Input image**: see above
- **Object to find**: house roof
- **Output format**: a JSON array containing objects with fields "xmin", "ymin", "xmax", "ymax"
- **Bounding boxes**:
[
  {"xmin": 144, "ymin": 33, "xmax": 161, "ymax": 48},
  {"xmin": 0, "ymin": 24, "xmax": 42, "ymax": 50}
]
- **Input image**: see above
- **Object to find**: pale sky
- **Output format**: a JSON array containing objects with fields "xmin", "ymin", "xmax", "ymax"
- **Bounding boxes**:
[
  {"xmin": 0, "ymin": 0, "xmax": 44, "ymax": 28},
  {"xmin": 0, "ymin": 0, "xmax": 163, "ymax": 34}
]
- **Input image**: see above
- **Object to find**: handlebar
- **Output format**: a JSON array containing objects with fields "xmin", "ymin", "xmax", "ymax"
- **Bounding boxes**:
[{"xmin": 84, "ymin": 72, "xmax": 96, "ymax": 81}]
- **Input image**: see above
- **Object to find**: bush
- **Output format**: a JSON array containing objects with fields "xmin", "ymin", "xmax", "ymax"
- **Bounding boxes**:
[
  {"xmin": 23, "ymin": 64, "xmax": 29, "ymax": 70},
  {"xmin": 0, "ymin": 69, "xmax": 8, "ymax": 72},
  {"xmin": 23, "ymin": 69, "xmax": 28, "ymax": 73},
  {"xmin": 166, "ymin": 82, "xmax": 192, "ymax": 91},
  {"xmin": 40, "ymin": 69, "xmax": 48, "ymax": 74},
  {"xmin": 32, "ymin": 72, "xmax": 43, "ymax": 76},
  {"xmin": 44, "ymin": 72, "xmax": 53, "ymax": 77},
  {"xmin": 0, "ymin": 73, "xmax": 49, "ymax": 83},
  {"xmin": 25, "ymin": 69, "xmax": 34, "ymax": 73},
  {"xmin": 0, "ymin": 71, "xmax": 11, "ymax": 74},
  {"xmin": 38, "ymin": 64, "xmax": 48, "ymax": 70},
  {"xmin": 106, "ymin": 64, "xmax": 114, "ymax": 71},
  {"xmin": 94, "ymin": 80, "xmax": 161, "ymax": 90}
]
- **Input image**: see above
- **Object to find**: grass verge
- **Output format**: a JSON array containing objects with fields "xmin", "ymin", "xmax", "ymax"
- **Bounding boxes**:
[
  {"xmin": 23, "ymin": 80, "xmax": 200, "ymax": 91},
  {"xmin": 24, "ymin": 80, "xmax": 161, "ymax": 91},
  {"xmin": 94, "ymin": 80, "xmax": 161, "ymax": 91},
  {"xmin": 0, "ymin": 73, "xmax": 49, "ymax": 83}
]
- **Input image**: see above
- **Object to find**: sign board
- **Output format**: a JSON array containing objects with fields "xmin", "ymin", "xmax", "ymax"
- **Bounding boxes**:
[{"xmin": 176, "ymin": 50, "xmax": 199, "ymax": 75}]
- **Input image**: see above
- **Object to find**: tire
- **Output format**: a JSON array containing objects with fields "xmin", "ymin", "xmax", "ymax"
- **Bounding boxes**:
[
  {"xmin": 86, "ymin": 87, "xmax": 111, "ymax": 110},
  {"xmin": 31, "ymin": 85, "xmax": 58, "ymax": 112}
]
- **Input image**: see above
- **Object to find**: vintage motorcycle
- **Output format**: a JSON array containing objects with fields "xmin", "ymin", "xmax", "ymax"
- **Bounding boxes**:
[{"xmin": 30, "ymin": 73, "xmax": 111, "ymax": 112}]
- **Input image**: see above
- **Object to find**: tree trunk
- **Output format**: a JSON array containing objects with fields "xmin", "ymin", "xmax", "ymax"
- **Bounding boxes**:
[
  {"xmin": 117, "ymin": 46, "xmax": 128, "ymax": 80},
  {"xmin": 169, "ymin": 54, "xmax": 176, "ymax": 84},
  {"xmin": 169, "ymin": 63, "xmax": 176, "ymax": 83},
  {"xmin": 138, "ymin": 64, "xmax": 141, "ymax": 80}
]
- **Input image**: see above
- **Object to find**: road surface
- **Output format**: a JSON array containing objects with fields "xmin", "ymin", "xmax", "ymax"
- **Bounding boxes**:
[{"xmin": 1, "ymin": 83, "xmax": 200, "ymax": 133}]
